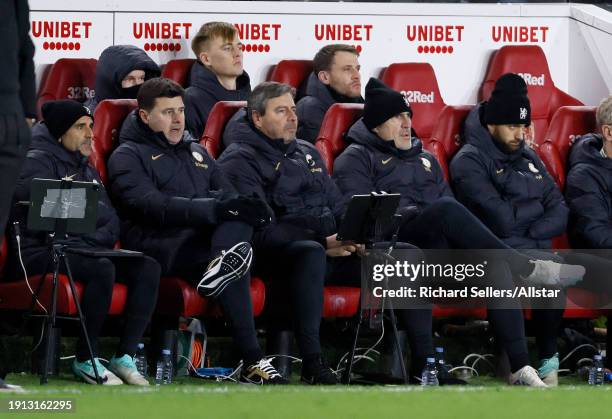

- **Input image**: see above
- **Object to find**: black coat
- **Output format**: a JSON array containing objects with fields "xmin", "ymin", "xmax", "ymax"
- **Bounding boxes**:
[
  {"xmin": 85, "ymin": 45, "xmax": 160, "ymax": 112},
  {"xmin": 217, "ymin": 110, "xmax": 344, "ymax": 248},
  {"xmin": 11, "ymin": 123, "xmax": 120, "ymax": 266},
  {"xmin": 333, "ymin": 118, "xmax": 452, "ymax": 213},
  {"xmin": 184, "ymin": 62, "xmax": 251, "ymax": 140},
  {"xmin": 296, "ymin": 73, "xmax": 363, "ymax": 144},
  {"xmin": 450, "ymin": 103, "xmax": 568, "ymax": 249},
  {"xmin": 565, "ymin": 133, "xmax": 612, "ymax": 248},
  {"xmin": 107, "ymin": 111, "xmax": 234, "ymax": 272},
  {"xmin": 0, "ymin": 0, "xmax": 36, "ymax": 118}
]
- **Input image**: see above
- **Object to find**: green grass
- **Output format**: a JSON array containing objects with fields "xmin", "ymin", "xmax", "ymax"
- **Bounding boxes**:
[{"xmin": 1, "ymin": 374, "xmax": 612, "ymax": 419}]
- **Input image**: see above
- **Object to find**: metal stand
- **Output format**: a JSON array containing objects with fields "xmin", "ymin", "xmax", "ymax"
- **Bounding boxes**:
[
  {"xmin": 36, "ymin": 240, "xmax": 102, "ymax": 385},
  {"xmin": 342, "ymin": 215, "xmax": 408, "ymax": 385}
]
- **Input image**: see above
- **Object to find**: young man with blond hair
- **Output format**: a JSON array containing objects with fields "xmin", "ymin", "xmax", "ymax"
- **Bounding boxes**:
[{"xmin": 185, "ymin": 21, "xmax": 251, "ymax": 139}]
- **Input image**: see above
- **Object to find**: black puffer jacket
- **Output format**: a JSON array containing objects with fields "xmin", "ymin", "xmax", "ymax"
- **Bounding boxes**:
[
  {"xmin": 184, "ymin": 62, "xmax": 251, "ymax": 140},
  {"xmin": 450, "ymin": 103, "xmax": 568, "ymax": 249},
  {"xmin": 107, "ymin": 111, "xmax": 234, "ymax": 271},
  {"xmin": 11, "ymin": 123, "xmax": 120, "ymax": 266},
  {"xmin": 333, "ymin": 118, "xmax": 452, "ymax": 213},
  {"xmin": 0, "ymin": 0, "xmax": 35, "ymax": 118},
  {"xmin": 565, "ymin": 133, "xmax": 612, "ymax": 249},
  {"xmin": 296, "ymin": 73, "xmax": 363, "ymax": 144},
  {"xmin": 85, "ymin": 45, "xmax": 160, "ymax": 112},
  {"xmin": 218, "ymin": 110, "xmax": 344, "ymax": 247}
]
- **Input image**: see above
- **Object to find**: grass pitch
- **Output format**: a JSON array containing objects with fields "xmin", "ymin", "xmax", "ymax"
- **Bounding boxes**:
[{"xmin": 1, "ymin": 374, "xmax": 611, "ymax": 419}]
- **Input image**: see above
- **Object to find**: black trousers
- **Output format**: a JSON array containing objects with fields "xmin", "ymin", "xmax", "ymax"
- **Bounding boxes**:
[
  {"xmin": 397, "ymin": 197, "xmax": 552, "ymax": 370},
  {"xmin": 254, "ymin": 240, "xmax": 326, "ymax": 358},
  {"xmin": 168, "ymin": 221, "xmax": 264, "ymax": 365},
  {"xmin": 26, "ymin": 252, "xmax": 161, "ymax": 361},
  {"xmin": 0, "ymin": 114, "xmax": 29, "ymax": 234}
]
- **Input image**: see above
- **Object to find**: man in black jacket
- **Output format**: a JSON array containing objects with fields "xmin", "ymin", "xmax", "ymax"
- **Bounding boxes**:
[
  {"xmin": 333, "ymin": 78, "xmax": 584, "ymax": 387},
  {"xmin": 85, "ymin": 45, "xmax": 160, "ymax": 113},
  {"xmin": 450, "ymin": 73, "xmax": 580, "ymax": 385},
  {"xmin": 566, "ymin": 95, "xmax": 612, "ymax": 250},
  {"xmin": 219, "ymin": 82, "xmax": 360, "ymax": 384},
  {"xmin": 296, "ymin": 44, "xmax": 363, "ymax": 144},
  {"xmin": 107, "ymin": 78, "xmax": 286, "ymax": 384},
  {"xmin": 11, "ymin": 100, "xmax": 159, "ymax": 385},
  {"xmin": 185, "ymin": 22, "xmax": 251, "ymax": 140},
  {"xmin": 0, "ymin": 0, "xmax": 36, "ymax": 392}
]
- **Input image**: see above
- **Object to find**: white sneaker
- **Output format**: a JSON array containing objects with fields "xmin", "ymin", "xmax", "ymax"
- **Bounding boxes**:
[
  {"xmin": 522, "ymin": 259, "xmax": 585, "ymax": 287},
  {"xmin": 109, "ymin": 355, "xmax": 149, "ymax": 386},
  {"xmin": 509, "ymin": 365, "xmax": 548, "ymax": 387},
  {"xmin": 197, "ymin": 242, "xmax": 253, "ymax": 298},
  {"xmin": 72, "ymin": 358, "xmax": 123, "ymax": 385},
  {"xmin": 0, "ymin": 378, "xmax": 25, "ymax": 393}
]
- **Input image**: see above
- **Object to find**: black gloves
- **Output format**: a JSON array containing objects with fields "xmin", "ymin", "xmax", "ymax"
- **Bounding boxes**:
[{"xmin": 216, "ymin": 195, "xmax": 273, "ymax": 227}]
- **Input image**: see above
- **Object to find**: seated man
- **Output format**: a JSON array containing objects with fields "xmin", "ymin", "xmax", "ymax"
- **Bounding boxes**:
[
  {"xmin": 85, "ymin": 45, "xmax": 160, "ymax": 112},
  {"xmin": 333, "ymin": 78, "xmax": 584, "ymax": 387},
  {"xmin": 11, "ymin": 100, "xmax": 159, "ymax": 386},
  {"xmin": 106, "ymin": 78, "xmax": 286, "ymax": 384},
  {"xmin": 450, "ymin": 73, "xmax": 581, "ymax": 385},
  {"xmin": 565, "ymin": 95, "xmax": 612, "ymax": 368},
  {"xmin": 566, "ymin": 95, "xmax": 612, "ymax": 250},
  {"xmin": 185, "ymin": 22, "xmax": 251, "ymax": 139},
  {"xmin": 296, "ymin": 44, "xmax": 363, "ymax": 144},
  {"xmin": 218, "ymin": 82, "xmax": 360, "ymax": 385}
]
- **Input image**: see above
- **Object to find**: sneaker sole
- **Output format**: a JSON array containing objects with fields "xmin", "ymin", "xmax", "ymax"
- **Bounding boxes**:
[{"xmin": 197, "ymin": 243, "xmax": 253, "ymax": 298}]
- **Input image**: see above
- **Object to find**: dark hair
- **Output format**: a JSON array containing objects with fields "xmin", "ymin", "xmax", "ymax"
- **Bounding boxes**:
[
  {"xmin": 313, "ymin": 44, "xmax": 359, "ymax": 75},
  {"xmin": 137, "ymin": 77, "xmax": 185, "ymax": 111},
  {"xmin": 248, "ymin": 82, "xmax": 295, "ymax": 117},
  {"xmin": 191, "ymin": 22, "xmax": 237, "ymax": 57}
]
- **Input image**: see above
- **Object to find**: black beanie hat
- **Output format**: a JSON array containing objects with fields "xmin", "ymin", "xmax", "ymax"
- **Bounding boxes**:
[
  {"xmin": 363, "ymin": 78, "xmax": 412, "ymax": 130},
  {"xmin": 41, "ymin": 100, "xmax": 94, "ymax": 139},
  {"xmin": 484, "ymin": 73, "xmax": 531, "ymax": 125}
]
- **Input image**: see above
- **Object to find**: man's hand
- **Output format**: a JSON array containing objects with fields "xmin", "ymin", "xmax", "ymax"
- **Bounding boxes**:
[
  {"xmin": 523, "ymin": 123, "xmax": 535, "ymax": 149},
  {"xmin": 25, "ymin": 117, "xmax": 34, "ymax": 128},
  {"xmin": 325, "ymin": 233, "xmax": 359, "ymax": 257}
]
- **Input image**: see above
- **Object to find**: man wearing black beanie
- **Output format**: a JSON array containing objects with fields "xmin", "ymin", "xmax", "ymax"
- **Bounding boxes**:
[
  {"xmin": 334, "ymin": 77, "xmax": 585, "ymax": 387},
  {"xmin": 451, "ymin": 73, "xmax": 578, "ymax": 386},
  {"xmin": 9, "ymin": 99, "xmax": 161, "ymax": 386}
]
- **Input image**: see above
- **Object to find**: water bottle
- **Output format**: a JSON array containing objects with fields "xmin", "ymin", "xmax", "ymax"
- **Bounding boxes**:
[
  {"xmin": 135, "ymin": 343, "xmax": 147, "ymax": 377},
  {"xmin": 421, "ymin": 357, "xmax": 439, "ymax": 386},
  {"xmin": 435, "ymin": 347, "xmax": 448, "ymax": 380},
  {"xmin": 155, "ymin": 349, "xmax": 173, "ymax": 385},
  {"xmin": 588, "ymin": 354, "xmax": 604, "ymax": 385}
]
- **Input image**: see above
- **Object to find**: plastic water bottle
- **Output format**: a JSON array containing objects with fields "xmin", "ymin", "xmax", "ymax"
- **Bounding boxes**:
[
  {"xmin": 155, "ymin": 349, "xmax": 173, "ymax": 385},
  {"xmin": 421, "ymin": 357, "xmax": 439, "ymax": 386},
  {"xmin": 588, "ymin": 354, "xmax": 604, "ymax": 385},
  {"xmin": 435, "ymin": 347, "xmax": 448, "ymax": 380},
  {"xmin": 135, "ymin": 343, "xmax": 147, "ymax": 377}
]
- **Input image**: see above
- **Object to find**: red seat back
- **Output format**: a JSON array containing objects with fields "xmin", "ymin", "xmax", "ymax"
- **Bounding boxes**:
[
  {"xmin": 428, "ymin": 105, "xmax": 473, "ymax": 181},
  {"xmin": 479, "ymin": 46, "xmax": 582, "ymax": 144},
  {"xmin": 380, "ymin": 63, "xmax": 446, "ymax": 142},
  {"xmin": 37, "ymin": 58, "xmax": 97, "ymax": 118},
  {"xmin": 200, "ymin": 101, "xmax": 246, "ymax": 159},
  {"xmin": 267, "ymin": 60, "xmax": 313, "ymax": 99},
  {"xmin": 537, "ymin": 106, "xmax": 598, "ymax": 190},
  {"xmin": 161, "ymin": 59, "xmax": 197, "ymax": 88},
  {"xmin": 314, "ymin": 103, "xmax": 364, "ymax": 174},
  {"xmin": 90, "ymin": 99, "xmax": 138, "ymax": 184}
]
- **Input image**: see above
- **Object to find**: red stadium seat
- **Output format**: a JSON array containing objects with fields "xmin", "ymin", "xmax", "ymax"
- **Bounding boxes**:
[
  {"xmin": 537, "ymin": 106, "xmax": 598, "ymax": 191},
  {"xmin": 479, "ymin": 45, "xmax": 582, "ymax": 145},
  {"xmin": 91, "ymin": 99, "xmax": 138, "ymax": 184},
  {"xmin": 0, "ymin": 234, "xmax": 127, "ymax": 315},
  {"xmin": 380, "ymin": 63, "xmax": 446, "ymax": 143},
  {"xmin": 267, "ymin": 59, "xmax": 313, "ymax": 99},
  {"xmin": 161, "ymin": 59, "xmax": 196, "ymax": 88},
  {"xmin": 427, "ymin": 105, "xmax": 473, "ymax": 180},
  {"xmin": 36, "ymin": 58, "xmax": 97, "ymax": 119},
  {"xmin": 315, "ymin": 103, "xmax": 364, "ymax": 174},
  {"xmin": 89, "ymin": 99, "xmax": 265, "ymax": 318},
  {"xmin": 200, "ymin": 101, "xmax": 246, "ymax": 158}
]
